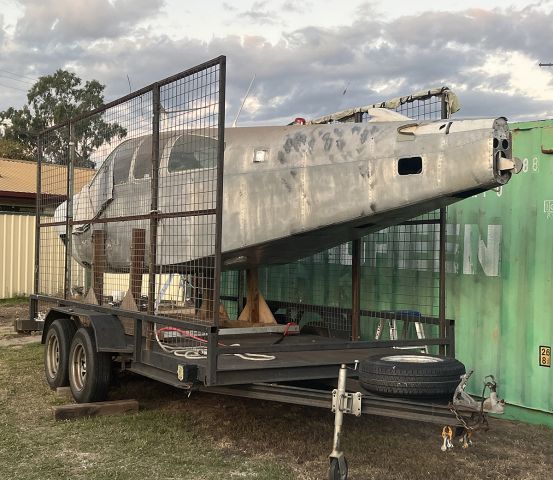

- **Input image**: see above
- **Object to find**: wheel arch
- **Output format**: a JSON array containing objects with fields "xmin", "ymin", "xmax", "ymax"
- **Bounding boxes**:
[
  {"xmin": 41, "ymin": 307, "xmax": 132, "ymax": 354},
  {"xmin": 41, "ymin": 309, "xmax": 79, "ymax": 344}
]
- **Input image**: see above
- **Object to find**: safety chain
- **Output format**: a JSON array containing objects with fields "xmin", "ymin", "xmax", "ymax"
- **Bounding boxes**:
[
  {"xmin": 441, "ymin": 404, "xmax": 489, "ymax": 451},
  {"xmin": 451, "ymin": 405, "xmax": 488, "ymax": 429}
]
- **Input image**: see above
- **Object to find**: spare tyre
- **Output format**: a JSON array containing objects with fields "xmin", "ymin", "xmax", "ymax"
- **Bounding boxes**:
[{"xmin": 359, "ymin": 353, "xmax": 465, "ymax": 398}]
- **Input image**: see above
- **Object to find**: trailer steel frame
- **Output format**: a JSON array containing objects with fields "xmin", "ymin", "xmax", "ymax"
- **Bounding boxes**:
[{"xmin": 26, "ymin": 57, "xmax": 484, "ymax": 479}]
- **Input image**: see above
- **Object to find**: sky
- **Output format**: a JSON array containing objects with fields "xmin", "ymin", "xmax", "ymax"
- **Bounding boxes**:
[{"xmin": 0, "ymin": 0, "xmax": 552, "ymax": 125}]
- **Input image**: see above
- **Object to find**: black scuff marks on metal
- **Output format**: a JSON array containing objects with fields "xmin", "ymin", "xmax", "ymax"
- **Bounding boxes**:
[
  {"xmin": 292, "ymin": 132, "xmax": 307, "ymax": 152},
  {"xmin": 281, "ymin": 178, "xmax": 292, "ymax": 192},
  {"xmin": 283, "ymin": 137, "xmax": 293, "ymax": 154},
  {"xmin": 322, "ymin": 132, "xmax": 333, "ymax": 151},
  {"xmin": 283, "ymin": 133, "xmax": 307, "ymax": 154}
]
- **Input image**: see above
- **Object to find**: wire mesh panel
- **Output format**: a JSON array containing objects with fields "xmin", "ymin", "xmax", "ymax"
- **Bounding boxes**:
[
  {"xmin": 360, "ymin": 211, "xmax": 442, "ymax": 349},
  {"xmin": 37, "ymin": 126, "xmax": 69, "ymax": 298},
  {"xmin": 220, "ymin": 88, "xmax": 453, "ymax": 350},
  {"xmin": 392, "ymin": 93, "xmax": 445, "ymax": 120},
  {"xmin": 35, "ymin": 58, "xmax": 226, "ymax": 365}
]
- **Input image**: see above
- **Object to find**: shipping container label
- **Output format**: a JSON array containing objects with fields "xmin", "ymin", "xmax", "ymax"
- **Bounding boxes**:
[
  {"xmin": 320, "ymin": 224, "xmax": 503, "ymax": 277},
  {"xmin": 539, "ymin": 346, "xmax": 551, "ymax": 368},
  {"xmin": 544, "ymin": 201, "xmax": 553, "ymax": 220}
]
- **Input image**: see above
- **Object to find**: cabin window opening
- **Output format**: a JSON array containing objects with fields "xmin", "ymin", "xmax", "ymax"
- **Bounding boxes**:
[
  {"xmin": 133, "ymin": 136, "xmax": 171, "ymax": 179},
  {"xmin": 168, "ymin": 135, "xmax": 217, "ymax": 172},
  {"xmin": 398, "ymin": 156, "xmax": 422, "ymax": 175},
  {"xmin": 113, "ymin": 139, "xmax": 138, "ymax": 185},
  {"xmin": 133, "ymin": 137, "xmax": 152, "ymax": 179}
]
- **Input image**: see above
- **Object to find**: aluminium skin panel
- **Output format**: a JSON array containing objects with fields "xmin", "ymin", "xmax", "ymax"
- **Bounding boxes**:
[{"xmin": 447, "ymin": 119, "xmax": 553, "ymax": 426}]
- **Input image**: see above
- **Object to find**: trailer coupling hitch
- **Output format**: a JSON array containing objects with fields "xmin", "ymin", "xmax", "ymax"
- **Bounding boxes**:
[
  {"xmin": 441, "ymin": 371, "xmax": 505, "ymax": 452},
  {"xmin": 452, "ymin": 371, "xmax": 505, "ymax": 415}
]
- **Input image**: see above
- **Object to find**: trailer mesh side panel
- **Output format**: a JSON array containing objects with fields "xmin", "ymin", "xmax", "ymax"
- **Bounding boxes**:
[
  {"xmin": 393, "ymin": 94, "xmax": 444, "ymax": 120},
  {"xmin": 222, "ymin": 89, "xmax": 451, "ymax": 351},
  {"xmin": 360, "ymin": 212, "xmax": 441, "ymax": 344},
  {"xmin": 35, "ymin": 58, "xmax": 226, "ymax": 362}
]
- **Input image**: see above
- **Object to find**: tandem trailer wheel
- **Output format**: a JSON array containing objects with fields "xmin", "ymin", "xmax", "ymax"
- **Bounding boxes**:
[
  {"xmin": 44, "ymin": 319, "xmax": 77, "ymax": 389},
  {"xmin": 68, "ymin": 327, "xmax": 112, "ymax": 403}
]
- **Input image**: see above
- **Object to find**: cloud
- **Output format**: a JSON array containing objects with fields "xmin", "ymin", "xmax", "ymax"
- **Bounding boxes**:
[
  {"xmin": 281, "ymin": 1, "xmax": 312, "ymax": 14},
  {"xmin": 15, "ymin": 0, "xmax": 165, "ymax": 45},
  {"xmin": 1, "ymin": 2, "xmax": 552, "ymax": 124},
  {"xmin": 222, "ymin": 2, "xmax": 238, "ymax": 12},
  {"xmin": 238, "ymin": 1, "xmax": 279, "ymax": 25},
  {"xmin": 385, "ymin": 6, "xmax": 553, "ymax": 60}
]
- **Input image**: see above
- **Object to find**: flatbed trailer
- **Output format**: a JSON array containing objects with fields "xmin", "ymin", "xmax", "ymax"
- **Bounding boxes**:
[
  {"xmin": 34, "ymin": 296, "xmax": 454, "ymax": 387},
  {"xmin": 35, "ymin": 294, "xmax": 496, "ymax": 479},
  {"xmin": 30, "ymin": 57, "xmax": 511, "ymax": 479}
]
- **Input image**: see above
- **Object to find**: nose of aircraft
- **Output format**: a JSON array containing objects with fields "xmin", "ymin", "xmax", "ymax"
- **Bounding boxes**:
[{"xmin": 493, "ymin": 117, "xmax": 522, "ymax": 183}]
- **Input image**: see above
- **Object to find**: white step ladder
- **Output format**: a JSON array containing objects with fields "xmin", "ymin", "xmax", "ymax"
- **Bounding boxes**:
[{"xmin": 374, "ymin": 314, "xmax": 429, "ymax": 354}]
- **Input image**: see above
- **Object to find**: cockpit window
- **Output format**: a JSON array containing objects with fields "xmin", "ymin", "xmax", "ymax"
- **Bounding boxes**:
[
  {"xmin": 133, "ymin": 135, "xmax": 171, "ymax": 179},
  {"xmin": 89, "ymin": 149, "xmax": 116, "ymax": 212},
  {"xmin": 168, "ymin": 135, "xmax": 217, "ymax": 173},
  {"xmin": 133, "ymin": 138, "xmax": 152, "ymax": 180},
  {"xmin": 113, "ymin": 139, "xmax": 138, "ymax": 185}
]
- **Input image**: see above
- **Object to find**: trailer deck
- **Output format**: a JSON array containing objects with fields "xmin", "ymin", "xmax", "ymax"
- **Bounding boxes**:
[{"xmin": 145, "ymin": 331, "xmax": 414, "ymax": 385}]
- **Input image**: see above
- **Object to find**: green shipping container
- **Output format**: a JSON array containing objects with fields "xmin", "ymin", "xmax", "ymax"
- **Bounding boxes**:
[
  {"xmin": 447, "ymin": 119, "xmax": 553, "ymax": 426},
  {"xmin": 221, "ymin": 119, "xmax": 553, "ymax": 427}
]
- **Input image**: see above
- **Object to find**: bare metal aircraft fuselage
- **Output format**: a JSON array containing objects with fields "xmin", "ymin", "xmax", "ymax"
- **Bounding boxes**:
[{"xmin": 58, "ymin": 117, "xmax": 518, "ymax": 272}]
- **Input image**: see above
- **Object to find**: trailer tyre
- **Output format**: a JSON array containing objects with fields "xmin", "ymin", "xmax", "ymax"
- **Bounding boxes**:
[
  {"xmin": 44, "ymin": 319, "xmax": 77, "ymax": 389},
  {"xmin": 359, "ymin": 353, "xmax": 465, "ymax": 398},
  {"xmin": 69, "ymin": 327, "xmax": 112, "ymax": 403}
]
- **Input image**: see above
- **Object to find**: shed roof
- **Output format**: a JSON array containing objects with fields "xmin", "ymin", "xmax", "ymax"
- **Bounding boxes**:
[{"xmin": 0, "ymin": 157, "xmax": 94, "ymax": 198}]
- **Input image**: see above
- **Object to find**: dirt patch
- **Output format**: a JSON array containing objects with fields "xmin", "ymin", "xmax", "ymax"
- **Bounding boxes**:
[{"xmin": 0, "ymin": 300, "xmax": 41, "ymax": 347}]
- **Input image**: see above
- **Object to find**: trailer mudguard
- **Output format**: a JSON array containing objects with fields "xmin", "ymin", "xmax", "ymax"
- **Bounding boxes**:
[{"xmin": 41, "ymin": 307, "xmax": 132, "ymax": 354}]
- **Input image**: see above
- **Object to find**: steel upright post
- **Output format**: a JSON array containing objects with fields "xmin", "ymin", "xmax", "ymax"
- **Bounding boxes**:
[
  {"xmin": 64, "ymin": 123, "xmax": 75, "ymax": 299},
  {"xmin": 351, "ymin": 111, "xmax": 363, "ymax": 341},
  {"xmin": 352, "ymin": 239, "xmax": 361, "ymax": 341},
  {"xmin": 439, "ymin": 94, "xmax": 449, "ymax": 355},
  {"xmin": 148, "ymin": 84, "xmax": 161, "ymax": 315},
  {"xmin": 32, "ymin": 135, "xmax": 42, "ymax": 318},
  {"xmin": 207, "ymin": 56, "xmax": 226, "ymax": 386}
]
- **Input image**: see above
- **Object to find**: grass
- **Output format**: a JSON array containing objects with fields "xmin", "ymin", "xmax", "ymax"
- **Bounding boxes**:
[
  {"xmin": 1, "ymin": 342, "xmax": 553, "ymax": 479},
  {"xmin": 0, "ymin": 295, "xmax": 28, "ymax": 306},
  {"xmin": 0, "ymin": 343, "xmax": 294, "ymax": 480}
]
